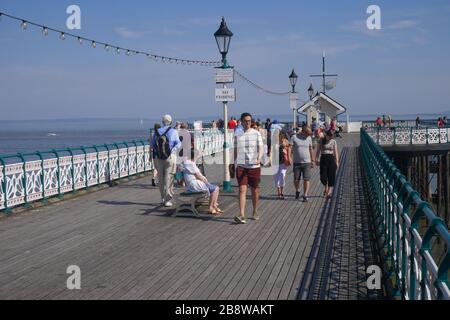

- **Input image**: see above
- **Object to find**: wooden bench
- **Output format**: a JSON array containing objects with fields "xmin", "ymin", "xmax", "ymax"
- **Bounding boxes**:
[{"xmin": 173, "ymin": 191, "xmax": 209, "ymax": 217}]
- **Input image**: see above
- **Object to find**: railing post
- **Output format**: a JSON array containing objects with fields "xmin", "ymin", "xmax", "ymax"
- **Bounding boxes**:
[
  {"xmin": 104, "ymin": 144, "xmax": 112, "ymax": 184},
  {"xmin": 52, "ymin": 149, "xmax": 63, "ymax": 198},
  {"xmin": 92, "ymin": 145, "xmax": 100, "ymax": 185},
  {"xmin": 36, "ymin": 152, "xmax": 47, "ymax": 204},
  {"xmin": 393, "ymin": 127, "xmax": 396, "ymax": 145},
  {"xmin": 113, "ymin": 143, "xmax": 121, "ymax": 178},
  {"xmin": 123, "ymin": 142, "xmax": 130, "ymax": 177},
  {"xmin": 80, "ymin": 147, "xmax": 88, "ymax": 190},
  {"xmin": 140, "ymin": 140, "xmax": 147, "ymax": 173},
  {"xmin": 17, "ymin": 153, "xmax": 29, "ymax": 208},
  {"xmin": 66, "ymin": 148, "xmax": 75, "ymax": 194},
  {"xmin": 132, "ymin": 140, "xmax": 138, "ymax": 175},
  {"xmin": 0, "ymin": 157, "xmax": 9, "ymax": 214}
]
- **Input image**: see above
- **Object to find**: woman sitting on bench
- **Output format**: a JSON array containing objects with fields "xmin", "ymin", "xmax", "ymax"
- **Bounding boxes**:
[{"xmin": 182, "ymin": 149, "xmax": 223, "ymax": 216}]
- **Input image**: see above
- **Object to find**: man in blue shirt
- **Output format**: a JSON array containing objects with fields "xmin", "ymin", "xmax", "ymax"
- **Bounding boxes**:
[{"xmin": 151, "ymin": 114, "xmax": 181, "ymax": 207}]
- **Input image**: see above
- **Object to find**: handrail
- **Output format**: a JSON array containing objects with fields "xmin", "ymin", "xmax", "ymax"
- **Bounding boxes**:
[
  {"xmin": 360, "ymin": 128, "xmax": 450, "ymax": 300},
  {"xmin": 365, "ymin": 127, "xmax": 450, "ymax": 146},
  {"xmin": 0, "ymin": 130, "xmax": 230, "ymax": 213},
  {"xmin": 363, "ymin": 120, "xmax": 450, "ymax": 129}
]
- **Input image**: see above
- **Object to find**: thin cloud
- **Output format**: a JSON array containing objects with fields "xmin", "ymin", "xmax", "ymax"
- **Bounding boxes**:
[
  {"xmin": 340, "ymin": 20, "xmax": 382, "ymax": 36},
  {"xmin": 386, "ymin": 20, "xmax": 419, "ymax": 30},
  {"xmin": 114, "ymin": 27, "xmax": 148, "ymax": 39}
]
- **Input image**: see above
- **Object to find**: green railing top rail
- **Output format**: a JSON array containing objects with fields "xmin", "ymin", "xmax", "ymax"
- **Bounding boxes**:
[
  {"xmin": 362, "ymin": 119, "xmax": 450, "ymax": 129},
  {"xmin": 361, "ymin": 128, "xmax": 450, "ymax": 298},
  {"xmin": 0, "ymin": 139, "xmax": 149, "ymax": 165}
]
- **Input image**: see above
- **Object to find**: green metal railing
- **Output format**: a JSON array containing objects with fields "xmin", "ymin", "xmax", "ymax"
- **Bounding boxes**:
[
  {"xmin": 362, "ymin": 120, "xmax": 450, "ymax": 129},
  {"xmin": 0, "ymin": 140, "xmax": 151, "ymax": 214},
  {"xmin": 361, "ymin": 128, "xmax": 450, "ymax": 300},
  {"xmin": 365, "ymin": 127, "xmax": 450, "ymax": 146},
  {"xmin": 1, "ymin": 129, "xmax": 231, "ymax": 214}
]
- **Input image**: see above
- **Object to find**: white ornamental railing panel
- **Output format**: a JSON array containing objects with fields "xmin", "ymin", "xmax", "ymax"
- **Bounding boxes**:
[
  {"xmin": 43, "ymin": 158, "xmax": 59, "ymax": 197},
  {"xmin": 5, "ymin": 163, "xmax": 25, "ymax": 208},
  {"xmin": 118, "ymin": 148, "xmax": 128, "ymax": 178},
  {"xmin": 0, "ymin": 165, "xmax": 5, "ymax": 210},
  {"xmin": 59, "ymin": 156, "xmax": 73, "ymax": 193},
  {"xmin": 86, "ymin": 153, "xmax": 98, "ymax": 187},
  {"xmin": 136, "ymin": 146, "xmax": 145, "ymax": 173},
  {"xmin": 98, "ymin": 151, "xmax": 109, "ymax": 184},
  {"xmin": 108, "ymin": 149, "xmax": 120, "ymax": 180},
  {"xmin": 25, "ymin": 160, "xmax": 43, "ymax": 203},
  {"xmin": 73, "ymin": 155, "xmax": 86, "ymax": 190},
  {"xmin": 128, "ymin": 147, "xmax": 137, "ymax": 175}
]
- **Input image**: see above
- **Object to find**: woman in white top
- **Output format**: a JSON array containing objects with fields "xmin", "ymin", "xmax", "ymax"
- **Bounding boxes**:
[{"xmin": 182, "ymin": 149, "xmax": 223, "ymax": 216}]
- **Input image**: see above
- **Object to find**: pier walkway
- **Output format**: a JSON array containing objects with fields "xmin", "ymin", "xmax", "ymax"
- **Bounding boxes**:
[{"xmin": 0, "ymin": 133, "xmax": 381, "ymax": 300}]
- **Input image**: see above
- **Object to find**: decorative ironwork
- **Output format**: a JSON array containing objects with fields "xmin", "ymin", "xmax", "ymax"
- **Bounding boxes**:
[{"xmin": 0, "ymin": 131, "xmax": 231, "ymax": 212}]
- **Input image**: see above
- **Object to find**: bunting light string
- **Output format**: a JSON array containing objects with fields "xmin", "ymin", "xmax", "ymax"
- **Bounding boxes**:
[
  {"xmin": 0, "ymin": 11, "xmax": 221, "ymax": 67},
  {"xmin": 233, "ymin": 69, "xmax": 291, "ymax": 96},
  {"xmin": 0, "ymin": 11, "xmax": 296, "ymax": 96}
]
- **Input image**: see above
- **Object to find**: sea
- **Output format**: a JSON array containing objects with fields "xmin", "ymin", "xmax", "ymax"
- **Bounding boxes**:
[{"xmin": 0, "ymin": 119, "xmax": 153, "ymax": 155}]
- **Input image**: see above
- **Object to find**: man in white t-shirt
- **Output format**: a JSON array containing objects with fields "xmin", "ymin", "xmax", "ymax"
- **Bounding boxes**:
[{"xmin": 233, "ymin": 112, "xmax": 264, "ymax": 224}]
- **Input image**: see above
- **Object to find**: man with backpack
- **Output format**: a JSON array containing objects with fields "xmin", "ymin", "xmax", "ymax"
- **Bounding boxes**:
[{"xmin": 151, "ymin": 114, "xmax": 182, "ymax": 207}]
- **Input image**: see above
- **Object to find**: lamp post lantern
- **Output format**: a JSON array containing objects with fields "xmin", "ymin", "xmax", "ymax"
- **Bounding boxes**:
[
  {"xmin": 289, "ymin": 69, "xmax": 298, "ymax": 93},
  {"xmin": 214, "ymin": 17, "xmax": 233, "ymax": 192},
  {"xmin": 289, "ymin": 69, "xmax": 298, "ymax": 130}
]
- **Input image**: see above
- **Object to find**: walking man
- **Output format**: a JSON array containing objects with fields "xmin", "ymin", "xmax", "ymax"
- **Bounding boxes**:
[
  {"xmin": 291, "ymin": 124, "xmax": 315, "ymax": 202},
  {"xmin": 151, "ymin": 114, "xmax": 181, "ymax": 207},
  {"xmin": 233, "ymin": 112, "xmax": 264, "ymax": 224}
]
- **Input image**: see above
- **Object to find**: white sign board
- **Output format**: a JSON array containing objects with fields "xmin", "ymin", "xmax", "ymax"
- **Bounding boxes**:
[
  {"xmin": 215, "ymin": 68, "xmax": 234, "ymax": 84},
  {"xmin": 290, "ymin": 93, "xmax": 298, "ymax": 109},
  {"xmin": 215, "ymin": 88, "xmax": 236, "ymax": 102}
]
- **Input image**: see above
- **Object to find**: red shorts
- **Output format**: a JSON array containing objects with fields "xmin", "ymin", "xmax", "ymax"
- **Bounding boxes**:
[{"xmin": 236, "ymin": 166, "xmax": 261, "ymax": 189}]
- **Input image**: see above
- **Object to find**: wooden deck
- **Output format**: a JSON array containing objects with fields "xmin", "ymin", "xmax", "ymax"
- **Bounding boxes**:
[{"xmin": 0, "ymin": 133, "xmax": 381, "ymax": 300}]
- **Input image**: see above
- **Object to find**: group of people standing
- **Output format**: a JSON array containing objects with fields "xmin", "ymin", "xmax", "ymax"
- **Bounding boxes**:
[
  {"xmin": 274, "ymin": 123, "xmax": 339, "ymax": 204},
  {"xmin": 150, "ymin": 113, "xmax": 340, "ymax": 225}
]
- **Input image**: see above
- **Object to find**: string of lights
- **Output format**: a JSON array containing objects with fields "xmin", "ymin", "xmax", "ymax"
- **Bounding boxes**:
[
  {"xmin": 0, "ymin": 11, "xmax": 293, "ymax": 95},
  {"xmin": 0, "ymin": 11, "xmax": 221, "ymax": 67},
  {"xmin": 233, "ymin": 69, "xmax": 291, "ymax": 96}
]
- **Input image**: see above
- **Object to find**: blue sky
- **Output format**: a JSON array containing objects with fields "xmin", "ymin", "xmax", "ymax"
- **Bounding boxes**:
[{"xmin": 1, "ymin": 0, "xmax": 450, "ymax": 121}]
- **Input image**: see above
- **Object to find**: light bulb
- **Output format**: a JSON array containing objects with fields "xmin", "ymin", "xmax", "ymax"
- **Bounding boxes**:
[
  {"xmin": 126, "ymin": 50, "xmax": 131, "ymax": 56},
  {"xmin": 21, "ymin": 20, "xmax": 27, "ymax": 30},
  {"xmin": 116, "ymin": 47, "xmax": 120, "ymax": 54},
  {"xmin": 77, "ymin": 37, "xmax": 83, "ymax": 45},
  {"xmin": 91, "ymin": 41, "xmax": 96, "ymax": 48},
  {"xmin": 42, "ymin": 27, "xmax": 49, "ymax": 36},
  {"xmin": 104, "ymin": 44, "xmax": 110, "ymax": 51},
  {"xmin": 60, "ymin": 32, "xmax": 65, "ymax": 40}
]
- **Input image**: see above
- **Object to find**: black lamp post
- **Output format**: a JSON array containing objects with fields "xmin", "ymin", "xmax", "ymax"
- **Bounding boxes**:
[
  {"xmin": 214, "ymin": 17, "xmax": 234, "ymax": 192},
  {"xmin": 289, "ymin": 69, "xmax": 298, "ymax": 93},
  {"xmin": 289, "ymin": 69, "xmax": 299, "ymax": 130},
  {"xmin": 308, "ymin": 83, "xmax": 315, "ymax": 100},
  {"xmin": 214, "ymin": 17, "xmax": 233, "ymax": 68}
]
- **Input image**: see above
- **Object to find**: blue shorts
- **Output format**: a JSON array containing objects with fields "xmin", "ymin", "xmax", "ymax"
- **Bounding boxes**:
[{"xmin": 206, "ymin": 183, "xmax": 218, "ymax": 193}]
